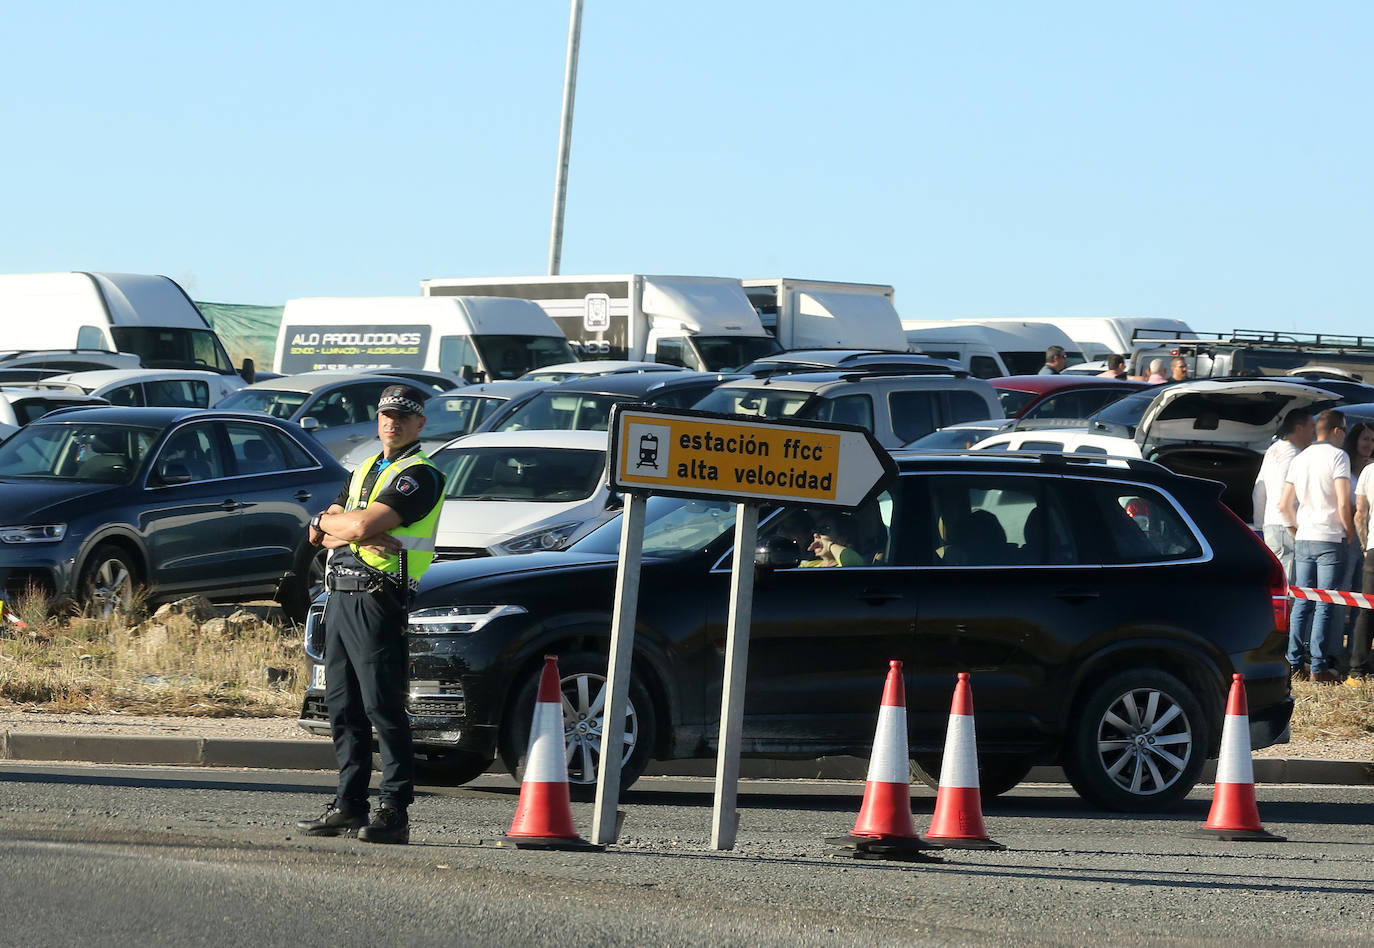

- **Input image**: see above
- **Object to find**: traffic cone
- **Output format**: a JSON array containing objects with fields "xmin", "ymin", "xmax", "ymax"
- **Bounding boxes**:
[
  {"xmin": 505, "ymin": 656, "xmax": 600, "ymax": 850},
  {"xmin": 1191, "ymin": 673, "xmax": 1285, "ymax": 842},
  {"xmin": 827, "ymin": 660, "xmax": 941, "ymax": 859},
  {"xmin": 922, "ymin": 672, "xmax": 1005, "ymax": 850},
  {"xmin": 0, "ymin": 600, "xmax": 24, "ymax": 630}
]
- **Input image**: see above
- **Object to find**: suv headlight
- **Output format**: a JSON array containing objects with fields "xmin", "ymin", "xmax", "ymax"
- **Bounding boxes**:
[
  {"xmin": 0, "ymin": 524, "xmax": 67, "ymax": 544},
  {"xmin": 495, "ymin": 521, "xmax": 583, "ymax": 554},
  {"xmin": 408, "ymin": 604, "xmax": 527, "ymax": 635}
]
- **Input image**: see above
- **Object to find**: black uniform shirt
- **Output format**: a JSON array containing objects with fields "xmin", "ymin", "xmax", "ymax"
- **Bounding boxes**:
[{"xmin": 329, "ymin": 441, "xmax": 446, "ymax": 571}]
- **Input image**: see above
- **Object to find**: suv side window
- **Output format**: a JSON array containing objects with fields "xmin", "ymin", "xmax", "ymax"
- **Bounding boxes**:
[
  {"xmin": 145, "ymin": 378, "xmax": 209, "ymax": 408},
  {"xmin": 156, "ymin": 423, "xmax": 228, "ymax": 483},
  {"xmin": 1078, "ymin": 482, "xmax": 1203, "ymax": 563},
  {"xmin": 916, "ymin": 474, "xmax": 1078, "ymax": 566},
  {"xmin": 106, "ymin": 384, "xmax": 143, "ymax": 407},
  {"xmin": 759, "ymin": 490, "xmax": 899, "ymax": 566},
  {"xmin": 944, "ymin": 389, "xmax": 995, "ymax": 425},
  {"xmin": 814, "ymin": 394, "xmax": 874, "ymax": 432},
  {"xmin": 887, "ymin": 391, "xmax": 938, "ymax": 443}
]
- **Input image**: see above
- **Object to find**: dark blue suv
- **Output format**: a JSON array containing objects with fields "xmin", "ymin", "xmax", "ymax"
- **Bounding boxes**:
[{"xmin": 0, "ymin": 406, "xmax": 346, "ymax": 620}]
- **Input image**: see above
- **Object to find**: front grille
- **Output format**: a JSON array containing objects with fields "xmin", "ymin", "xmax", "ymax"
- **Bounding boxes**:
[
  {"xmin": 303, "ymin": 605, "xmax": 325, "ymax": 660},
  {"xmin": 433, "ymin": 546, "xmax": 490, "ymax": 562},
  {"xmin": 5, "ymin": 568, "xmax": 54, "ymax": 601},
  {"xmin": 408, "ymin": 696, "xmax": 466, "ymax": 718}
]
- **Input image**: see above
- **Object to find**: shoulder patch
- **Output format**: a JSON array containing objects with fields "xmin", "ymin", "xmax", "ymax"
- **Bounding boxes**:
[{"xmin": 396, "ymin": 474, "xmax": 419, "ymax": 495}]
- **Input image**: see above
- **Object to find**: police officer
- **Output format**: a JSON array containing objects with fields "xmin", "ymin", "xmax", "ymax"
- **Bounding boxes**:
[{"xmin": 296, "ymin": 384, "xmax": 445, "ymax": 844}]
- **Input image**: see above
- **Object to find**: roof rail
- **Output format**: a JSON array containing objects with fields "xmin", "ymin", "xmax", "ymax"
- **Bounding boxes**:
[
  {"xmin": 1132, "ymin": 330, "xmax": 1374, "ymax": 353},
  {"xmin": 836, "ymin": 364, "xmax": 969, "ymax": 381}
]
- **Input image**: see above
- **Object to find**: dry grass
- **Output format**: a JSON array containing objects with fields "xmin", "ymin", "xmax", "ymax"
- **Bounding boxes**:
[
  {"xmin": 0, "ymin": 589, "xmax": 302, "ymax": 717},
  {"xmin": 1289, "ymin": 680, "xmax": 1374, "ymax": 742}
]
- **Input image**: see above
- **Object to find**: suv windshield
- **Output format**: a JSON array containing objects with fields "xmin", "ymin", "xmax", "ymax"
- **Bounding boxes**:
[
  {"xmin": 573, "ymin": 496, "xmax": 738, "ymax": 558},
  {"xmin": 218, "ymin": 388, "xmax": 309, "ymax": 420},
  {"xmin": 438, "ymin": 446, "xmax": 606, "ymax": 502},
  {"xmin": 0, "ymin": 423, "xmax": 158, "ymax": 483},
  {"xmin": 692, "ymin": 386, "xmax": 813, "ymax": 418},
  {"xmin": 110, "ymin": 327, "xmax": 234, "ymax": 374}
]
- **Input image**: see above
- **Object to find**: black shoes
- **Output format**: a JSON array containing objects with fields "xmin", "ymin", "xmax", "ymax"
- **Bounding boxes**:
[
  {"xmin": 297, "ymin": 801, "xmax": 367, "ymax": 837},
  {"xmin": 359, "ymin": 805, "xmax": 410, "ymax": 845},
  {"xmin": 1312, "ymin": 669, "xmax": 1342, "ymax": 685}
]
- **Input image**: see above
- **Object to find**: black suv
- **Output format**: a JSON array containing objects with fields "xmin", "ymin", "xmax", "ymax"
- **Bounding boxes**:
[{"xmin": 298, "ymin": 451, "xmax": 1292, "ymax": 812}]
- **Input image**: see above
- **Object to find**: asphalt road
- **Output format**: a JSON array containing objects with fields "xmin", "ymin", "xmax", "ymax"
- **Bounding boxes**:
[{"xmin": 1, "ymin": 763, "xmax": 1371, "ymax": 946}]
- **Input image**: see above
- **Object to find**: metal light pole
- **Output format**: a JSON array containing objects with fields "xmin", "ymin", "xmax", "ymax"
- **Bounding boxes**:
[{"xmin": 547, "ymin": 0, "xmax": 584, "ymax": 275}]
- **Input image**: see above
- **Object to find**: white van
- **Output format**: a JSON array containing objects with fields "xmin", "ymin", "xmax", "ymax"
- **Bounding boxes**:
[
  {"xmin": 274, "ymin": 296, "xmax": 577, "ymax": 383},
  {"xmin": 0, "ymin": 272, "xmax": 246, "ymax": 379},
  {"xmin": 1040, "ymin": 317, "xmax": 1195, "ymax": 362},
  {"xmin": 901, "ymin": 320, "xmax": 1086, "ymax": 378}
]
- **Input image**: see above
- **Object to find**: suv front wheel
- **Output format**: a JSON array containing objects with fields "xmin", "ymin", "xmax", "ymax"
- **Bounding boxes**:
[{"xmin": 1064, "ymin": 669, "xmax": 1208, "ymax": 812}]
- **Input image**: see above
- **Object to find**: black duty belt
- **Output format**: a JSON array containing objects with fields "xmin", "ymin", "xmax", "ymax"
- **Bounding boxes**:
[{"xmin": 326, "ymin": 569, "xmax": 385, "ymax": 593}]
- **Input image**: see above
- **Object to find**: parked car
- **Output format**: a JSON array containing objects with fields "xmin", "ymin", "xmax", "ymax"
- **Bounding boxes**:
[
  {"xmin": 427, "ymin": 430, "xmax": 618, "ymax": 560},
  {"xmin": 991, "ymin": 375, "xmax": 1150, "ymax": 420},
  {"xmin": 297, "ymin": 451, "xmax": 1293, "ymax": 811},
  {"xmin": 691, "ymin": 369, "xmax": 1002, "ymax": 450},
  {"xmin": 0, "ymin": 388, "xmax": 111, "ymax": 427},
  {"xmin": 0, "ymin": 406, "xmax": 346, "ymax": 619},
  {"xmin": 520, "ymin": 360, "xmax": 686, "ymax": 383},
  {"xmin": 294, "ymin": 367, "xmax": 468, "ymax": 394},
  {"xmin": 494, "ymin": 372, "xmax": 744, "ymax": 433},
  {"xmin": 970, "ymin": 428, "xmax": 1143, "ymax": 457},
  {"xmin": 0, "ymin": 349, "xmax": 144, "ymax": 374},
  {"xmin": 338, "ymin": 385, "xmax": 550, "ymax": 469},
  {"xmin": 904, "ymin": 418, "xmax": 1017, "ymax": 451},
  {"xmin": 35, "ymin": 369, "xmax": 244, "ymax": 408},
  {"xmin": 215, "ymin": 372, "xmax": 414, "ymax": 461},
  {"xmin": 738, "ymin": 349, "xmax": 960, "ymax": 378}
]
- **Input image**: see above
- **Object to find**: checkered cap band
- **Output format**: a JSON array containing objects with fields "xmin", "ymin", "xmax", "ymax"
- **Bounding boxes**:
[{"xmin": 377, "ymin": 385, "xmax": 426, "ymax": 415}]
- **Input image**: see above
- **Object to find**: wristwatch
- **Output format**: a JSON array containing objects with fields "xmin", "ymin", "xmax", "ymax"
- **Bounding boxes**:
[{"xmin": 310, "ymin": 513, "xmax": 324, "ymax": 533}]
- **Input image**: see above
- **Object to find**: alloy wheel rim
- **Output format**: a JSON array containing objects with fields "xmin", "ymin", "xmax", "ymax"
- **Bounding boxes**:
[
  {"xmin": 560, "ymin": 671, "xmax": 638, "ymax": 786},
  {"xmin": 1095, "ymin": 686, "xmax": 1193, "ymax": 795},
  {"xmin": 91, "ymin": 559, "xmax": 132, "ymax": 617}
]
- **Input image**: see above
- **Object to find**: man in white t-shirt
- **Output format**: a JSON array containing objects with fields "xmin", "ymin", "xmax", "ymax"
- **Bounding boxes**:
[
  {"xmin": 1252, "ymin": 408, "xmax": 1316, "ymax": 581},
  {"xmin": 1349, "ymin": 460, "xmax": 1374, "ymax": 685},
  {"xmin": 1280, "ymin": 409, "xmax": 1354, "ymax": 684}
]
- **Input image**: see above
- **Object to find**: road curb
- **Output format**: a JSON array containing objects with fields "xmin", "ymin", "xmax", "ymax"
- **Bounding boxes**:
[{"xmin": 0, "ymin": 730, "xmax": 1370, "ymax": 785}]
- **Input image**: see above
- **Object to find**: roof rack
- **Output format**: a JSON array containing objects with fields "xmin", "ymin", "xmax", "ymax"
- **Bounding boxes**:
[
  {"xmin": 835, "ymin": 364, "xmax": 969, "ymax": 381},
  {"xmin": 1131, "ymin": 329, "xmax": 1374, "ymax": 353}
]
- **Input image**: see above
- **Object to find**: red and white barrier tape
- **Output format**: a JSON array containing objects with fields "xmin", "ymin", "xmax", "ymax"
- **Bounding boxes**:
[{"xmin": 1288, "ymin": 585, "xmax": 1374, "ymax": 610}]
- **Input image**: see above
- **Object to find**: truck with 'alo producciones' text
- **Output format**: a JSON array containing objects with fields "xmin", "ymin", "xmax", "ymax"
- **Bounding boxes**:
[
  {"xmin": 419, "ymin": 274, "xmax": 783, "ymax": 373},
  {"xmin": 273, "ymin": 296, "xmax": 576, "ymax": 383}
]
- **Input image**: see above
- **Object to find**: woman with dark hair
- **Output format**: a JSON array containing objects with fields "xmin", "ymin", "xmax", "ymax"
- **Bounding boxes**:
[{"xmin": 800, "ymin": 513, "xmax": 863, "ymax": 567}]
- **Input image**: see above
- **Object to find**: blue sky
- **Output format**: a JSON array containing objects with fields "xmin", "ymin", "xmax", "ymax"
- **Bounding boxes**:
[{"xmin": 4, "ymin": 2, "xmax": 1370, "ymax": 336}]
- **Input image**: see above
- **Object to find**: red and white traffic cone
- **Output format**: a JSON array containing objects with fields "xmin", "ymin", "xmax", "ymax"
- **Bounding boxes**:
[
  {"xmin": 922, "ymin": 672, "xmax": 1004, "ymax": 850},
  {"xmin": 827, "ymin": 660, "xmax": 941, "ymax": 858},
  {"xmin": 505, "ymin": 656, "xmax": 599, "ymax": 850},
  {"xmin": 0, "ymin": 599, "xmax": 25, "ymax": 630},
  {"xmin": 1192, "ymin": 673, "xmax": 1285, "ymax": 842}
]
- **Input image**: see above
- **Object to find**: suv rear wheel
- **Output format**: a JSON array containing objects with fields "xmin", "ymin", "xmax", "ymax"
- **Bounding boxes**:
[
  {"xmin": 1064, "ymin": 669, "xmax": 1207, "ymax": 812},
  {"xmin": 498, "ymin": 650, "xmax": 656, "ymax": 801}
]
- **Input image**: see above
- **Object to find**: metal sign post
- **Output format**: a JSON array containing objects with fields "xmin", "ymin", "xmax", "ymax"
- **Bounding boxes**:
[
  {"xmin": 710, "ymin": 502, "xmax": 758, "ymax": 850},
  {"xmin": 591, "ymin": 492, "xmax": 646, "ymax": 845},
  {"xmin": 602, "ymin": 405, "xmax": 895, "ymax": 849}
]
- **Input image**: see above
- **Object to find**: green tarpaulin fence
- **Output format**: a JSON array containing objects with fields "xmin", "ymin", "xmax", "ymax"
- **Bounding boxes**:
[{"xmin": 197, "ymin": 301, "xmax": 283, "ymax": 371}]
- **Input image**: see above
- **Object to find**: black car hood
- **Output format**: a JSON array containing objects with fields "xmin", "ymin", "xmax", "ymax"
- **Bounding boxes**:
[
  {"xmin": 0, "ymin": 478, "xmax": 124, "ymax": 522},
  {"xmin": 415, "ymin": 551, "xmax": 618, "ymax": 604}
]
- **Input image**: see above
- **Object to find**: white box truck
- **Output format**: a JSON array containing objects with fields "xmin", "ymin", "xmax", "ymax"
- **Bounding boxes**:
[
  {"xmin": 741, "ymin": 278, "xmax": 910, "ymax": 352},
  {"xmin": 419, "ymin": 274, "xmax": 782, "ymax": 373},
  {"xmin": 0, "ymin": 271, "xmax": 249, "ymax": 380},
  {"xmin": 273, "ymin": 296, "xmax": 576, "ymax": 382},
  {"xmin": 902, "ymin": 320, "xmax": 1087, "ymax": 377},
  {"xmin": 1038, "ymin": 316, "xmax": 1196, "ymax": 362}
]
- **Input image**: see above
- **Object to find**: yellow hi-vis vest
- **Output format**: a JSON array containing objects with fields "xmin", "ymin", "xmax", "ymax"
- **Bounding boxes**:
[{"xmin": 344, "ymin": 451, "xmax": 442, "ymax": 579}]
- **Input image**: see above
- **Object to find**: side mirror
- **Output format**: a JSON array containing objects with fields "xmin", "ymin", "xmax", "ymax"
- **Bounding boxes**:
[
  {"xmin": 239, "ymin": 357, "xmax": 256, "ymax": 384},
  {"xmin": 754, "ymin": 535, "xmax": 802, "ymax": 570},
  {"xmin": 156, "ymin": 461, "xmax": 193, "ymax": 486},
  {"xmin": 300, "ymin": 417, "xmax": 320, "ymax": 432},
  {"xmin": 604, "ymin": 491, "xmax": 624, "ymax": 511}
]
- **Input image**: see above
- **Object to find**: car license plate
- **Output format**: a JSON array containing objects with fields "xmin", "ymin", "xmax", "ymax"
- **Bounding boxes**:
[{"xmin": 312, "ymin": 664, "xmax": 326, "ymax": 690}]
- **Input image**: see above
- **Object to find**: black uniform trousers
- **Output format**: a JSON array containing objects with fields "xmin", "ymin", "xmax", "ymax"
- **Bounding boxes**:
[{"xmin": 323, "ymin": 584, "xmax": 414, "ymax": 811}]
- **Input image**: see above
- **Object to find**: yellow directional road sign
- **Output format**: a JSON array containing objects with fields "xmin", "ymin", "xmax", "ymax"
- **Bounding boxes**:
[{"xmin": 609, "ymin": 405, "xmax": 894, "ymax": 508}]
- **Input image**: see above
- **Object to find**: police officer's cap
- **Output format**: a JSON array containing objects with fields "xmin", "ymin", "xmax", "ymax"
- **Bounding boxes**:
[{"xmin": 377, "ymin": 384, "xmax": 429, "ymax": 416}]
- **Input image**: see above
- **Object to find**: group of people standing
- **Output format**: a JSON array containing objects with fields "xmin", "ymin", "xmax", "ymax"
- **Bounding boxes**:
[
  {"xmin": 1255, "ymin": 407, "xmax": 1374, "ymax": 686},
  {"xmin": 1036, "ymin": 346, "xmax": 1188, "ymax": 384}
]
